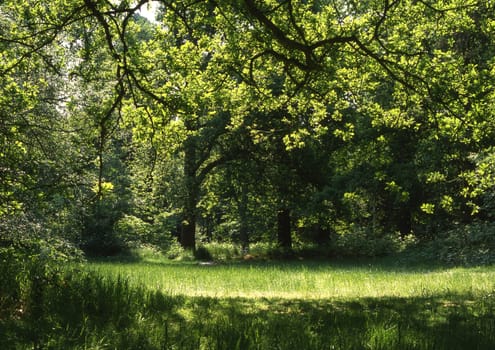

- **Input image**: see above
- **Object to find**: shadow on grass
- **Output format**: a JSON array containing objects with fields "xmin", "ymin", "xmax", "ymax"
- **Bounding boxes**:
[
  {"xmin": 194, "ymin": 293, "xmax": 495, "ymax": 350},
  {"xmin": 1, "ymin": 266, "xmax": 495, "ymax": 350}
]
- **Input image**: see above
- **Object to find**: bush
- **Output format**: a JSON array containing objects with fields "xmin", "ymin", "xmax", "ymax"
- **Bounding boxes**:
[
  {"xmin": 0, "ymin": 246, "xmax": 24, "ymax": 316},
  {"xmin": 80, "ymin": 232, "xmax": 126, "ymax": 257},
  {"xmin": 165, "ymin": 241, "xmax": 195, "ymax": 261},
  {"xmin": 414, "ymin": 221, "xmax": 495, "ymax": 266},
  {"xmin": 0, "ymin": 213, "xmax": 84, "ymax": 323},
  {"xmin": 330, "ymin": 225, "xmax": 407, "ymax": 258},
  {"xmin": 80, "ymin": 201, "xmax": 125, "ymax": 256},
  {"xmin": 113, "ymin": 215, "xmax": 153, "ymax": 248},
  {"xmin": 199, "ymin": 242, "xmax": 241, "ymax": 261},
  {"xmin": 113, "ymin": 214, "xmax": 175, "ymax": 253},
  {"xmin": 194, "ymin": 245, "xmax": 213, "ymax": 261},
  {"xmin": 248, "ymin": 242, "xmax": 279, "ymax": 258}
]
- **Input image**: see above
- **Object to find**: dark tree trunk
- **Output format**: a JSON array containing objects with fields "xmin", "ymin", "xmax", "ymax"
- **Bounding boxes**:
[
  {"xmin": 239, "ymin": 187, "xmax": 249, "ymax": 252},
  {"xmin": 277, "ymin": 208, "xmax": 292, "ymax": 248},
  {"xmin": 181, "ymin": 135, "xmax": 198, "ymax": 251},
  {"xmin": 180, "ymin": 177, "xmax": 199, "ymax": 250},
  {"xmin": 180, "ymin": 177, "xmax": 198, "ymax": 250},
  {"xmin": 397, "ymin": 208, "xmax": 412, "ymax": 236},
  {"xmin": 315, "ymin": 225, "xmax": 331, "ymax": 245},
  {"xmin": 180, "ymin": 212, "xmax": 196, "ymax": 250},
  {"xmin": 239, "ymin": 219, "xmax": 249, "ymax": 253}
]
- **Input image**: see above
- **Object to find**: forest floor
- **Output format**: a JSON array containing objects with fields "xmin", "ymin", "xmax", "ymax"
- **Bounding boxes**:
[{"xmin": 3, "ymin": 253, "xmax": 495, "ymax": 349}]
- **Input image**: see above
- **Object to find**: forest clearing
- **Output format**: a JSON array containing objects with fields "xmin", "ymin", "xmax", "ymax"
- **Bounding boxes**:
[
  {"xmin": 2, "ymin": 0, "xmax": 495, "ymax": 348},
  {"xmin": 90, "ymin": 253, "xmax": 495, "ymax": 300},
  {"xmin": 2, "ymin": 247, "xmax": 495, "ymax": 349}
]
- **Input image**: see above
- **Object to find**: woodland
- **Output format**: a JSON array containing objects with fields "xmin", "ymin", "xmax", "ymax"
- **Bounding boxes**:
[
  {"xmin": 2, "ymin": 0, "xmax": 495, "ymax": 259},
  {"xmin": 2, "ymin": 1, "xmax": 495, "ymax": 348}
]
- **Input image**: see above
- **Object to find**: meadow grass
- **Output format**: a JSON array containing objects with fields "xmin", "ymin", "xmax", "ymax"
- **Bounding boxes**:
[
  {"xmin": 2, "ymin": 254, "xmax": 495, "ymax": 349},
  {"xmin": 87, "ymin": 257, "xmax": 495, "ymax": 300}
]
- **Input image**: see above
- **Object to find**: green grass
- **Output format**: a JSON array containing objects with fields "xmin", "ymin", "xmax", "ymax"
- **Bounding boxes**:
[
  {"xmin": 88, "ymin": 258, "xmax": 495, "ymax": 299},
  {"xmin": 2, "ymin": 254, "xmax": 495, "ymax": 349}
]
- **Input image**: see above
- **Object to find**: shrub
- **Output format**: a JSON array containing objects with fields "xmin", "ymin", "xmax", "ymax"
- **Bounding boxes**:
[
  {"xmin": 330, "ymin": 225, "xmax": 406, "ymax": 258},
  {"xmin": 194, "ymin": 245, "xmax": 213, "ymax": 261},
  {"xmin": 80, "ymin": 232, "xmax": 126, "ymax": 257},
  {"xmin": 165, "ymin": 241, "xmax": 195, "ymax": 261},
  {"xmin": 113, "ymin": 214, "xmax": 175, "ymax": 253},
  {"xmin": 417, "ymin": 221, "xmax": 495, "ymax": 265},
  {"xmin": 80, "ymin": 201, "xmax": 125, "ymax": 256},
  {"xmin": 199, "ymin": 242, "xmax": 241, "ymax": 261},
  {"xmin": 249, "ymin": 242, "xmax": 279, "ymax": 258},
  {"xmin": 113, "ymin": 215, "xmax": 153, "ymax": 248},
  {"xmin": 0, "ymin": 213, "xmax": 84, "ymax": 324}
]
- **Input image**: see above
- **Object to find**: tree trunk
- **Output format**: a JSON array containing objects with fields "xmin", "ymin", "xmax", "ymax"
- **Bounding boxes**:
[
  {"xmin": 238, "ymin": 186, "xmax": 249, "ymax": 252},
  {"xmin": 181, "ymin": 135, "xmax": 198, "ymax": 250},
  {"xmin": 315, "ymin": 225, "xmax": 331, "ymax": 245},
  {"xmin": 277, "ymin": 208, "xmax": 292, "ymax": 248},
  {"xmin": 180, "ymin": 211, "xmax": 196, "ymax": 250},
  {"xmin": 397, "ymin": 208, "xmax": 412, "ymax": 236}
]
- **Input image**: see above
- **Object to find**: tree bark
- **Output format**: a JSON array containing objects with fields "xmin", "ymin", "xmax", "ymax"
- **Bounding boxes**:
[
  {"xmin": 180, "ymin": 136, "xmax": 198, "ymax": 250},
  {"xmin": 277, "ymin": 208, "xmax": 292, "ymax": 248},
  {"xmin": 315, "ymin": 225, "xmax": 331, "ymax": 245},
  {"xmin": 239, "ymin": 186, "xmax": 249, "ymax": 252},
  {"xmin": 180, "ymin": 211, "xmax": 196, "ymax": 250},
  {"xmin": 180, "ymin": 184, "xmax": 198, "ymax": 250}
]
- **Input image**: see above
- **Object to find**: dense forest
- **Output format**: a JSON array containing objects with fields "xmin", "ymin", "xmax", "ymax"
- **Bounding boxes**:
[{"xmin": 1, "ymin": 0, "xmax": 495, "ymax": 262}]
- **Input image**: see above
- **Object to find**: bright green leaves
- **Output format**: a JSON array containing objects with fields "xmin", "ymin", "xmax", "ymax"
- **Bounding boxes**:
[
  {"xmin": 0, "ymin": 0, "xmax": 82, "ymax": 73},
  {"xmin": 460, "ymin": 149, "xmax": 495, "ymax": 215},
  {"xmin": 333, "ymin": 123, "xmax": 355, "ymax": 142},
  {"xmin": 0, "ymin": 0, "xmax": 494, "ymax": 247},
  {"xmin": 92, "ymin": 181, "xmax": 114, "ymax": 196},
  {"xmin": 283, "ymin": 128, "xmax": 310, "ymax": 151},
  {"xmin": 385, "ymin": 181, "xmax": 410, "ymax": 203},
  {"xmin": 0, "ymin": 69, "xmax": 39, "ymax": 217},
  {"xmin": 440, "ymin": 195, "xmax": 454, "ymax": 213},
  {"xmin": 0, "ymin": 129, "xmax": 28, "ymax": 215},
  {"xmin": 420, "ymin": 203, "xmax": 435, "ymax": 215}
]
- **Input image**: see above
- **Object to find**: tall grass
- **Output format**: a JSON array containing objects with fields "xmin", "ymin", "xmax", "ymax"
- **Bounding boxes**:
[
  {"xmin": 2, "ymin": 256, "xmax": 495, "ymax": 349},
  {"xmin": 89, "ymin": 258, "xmax": 495, "ymax": 299}
]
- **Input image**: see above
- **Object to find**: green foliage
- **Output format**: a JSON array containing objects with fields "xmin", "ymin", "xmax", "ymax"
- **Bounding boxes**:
[
  {"xmin": 163, "ymin": 236, "xmax": 412, "ymax": 262},
  {"xmin": 113, "ymin": 214, "xmax": 174, "ymax": 251},
  {"xmin": 193, "ymin": 245, "xmax": 214, "ymax": 261},
  {"xmin": 1, "ymin": 1, "xmax": 495, "ymax": 346},
  {"xmin": 330, "ymin": 225, "xmax": 412, "ymax": 258},
  {"xmin": 163, "ymin": 241, "xmax": 197, "ymax": 261},
  {"xmin": 80, "ymin": 199, "xmax": 126, "ymax": 256},
  {"xmin": 113, "ymin": 214, "xmax": 152, "ymax": 247},
  {"xmin": 0, "ymin": 212, "xmax": 84, "ymax": 332},
  {"xmin": 1, "ymin": 0, "xmax": 495, "ymax": 258},
  {"xmin": 409, "ymin": 221, "xmax": 495, "ymax": 266},
  {"xmin": 198, "ymin": 242, "xmax": 242, "ymax": 261}
]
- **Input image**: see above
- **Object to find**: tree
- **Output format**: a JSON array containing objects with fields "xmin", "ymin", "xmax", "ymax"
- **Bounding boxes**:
[{"xmin": 2, "ymin": 0, "xmax": 494, "ymax": 255}]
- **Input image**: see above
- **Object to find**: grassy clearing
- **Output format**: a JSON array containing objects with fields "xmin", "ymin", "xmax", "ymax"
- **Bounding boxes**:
[
  {"xmin": 88, "ymin": 258, "xmax": 495, "ymax": 300},
  {"xmin": 2, "ymin": 254, "xmax": 495, "ymax": 349}
]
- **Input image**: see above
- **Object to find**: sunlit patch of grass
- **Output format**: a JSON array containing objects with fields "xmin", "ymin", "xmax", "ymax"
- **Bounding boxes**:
[{"xmin": 87, "ymin": 259, "xmax": 495, "ymax": 300}]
